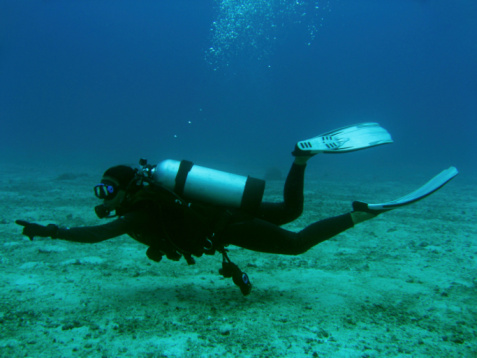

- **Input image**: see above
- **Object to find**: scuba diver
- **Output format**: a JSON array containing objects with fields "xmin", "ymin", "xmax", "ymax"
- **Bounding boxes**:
[{"xmin": 16, "ymin": 123, "xmax": 458, "ymax": 295}]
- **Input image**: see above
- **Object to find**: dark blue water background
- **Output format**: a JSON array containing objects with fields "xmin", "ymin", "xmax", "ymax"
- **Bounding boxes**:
[{"xmin": 1, "ymin": 0, "xmax": 475, "ymax": 180}]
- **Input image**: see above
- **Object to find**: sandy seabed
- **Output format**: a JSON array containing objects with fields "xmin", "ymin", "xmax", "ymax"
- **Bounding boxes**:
[{"xmin": 1, "ymin": 165, "xmax": 476, "ymax": 358}]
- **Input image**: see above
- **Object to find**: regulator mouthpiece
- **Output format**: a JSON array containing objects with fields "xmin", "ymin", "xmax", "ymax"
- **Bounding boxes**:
[{"xmin": 95, "ymin": 204, "xmax": 113, "ymax": 219}]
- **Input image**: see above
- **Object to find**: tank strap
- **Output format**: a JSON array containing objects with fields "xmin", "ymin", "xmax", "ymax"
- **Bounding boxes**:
[
  {"xmin": 242, "ymin": 176, "xmax": 266, "ymax": 212},
  {"xmin": 174, "ymin": 160, "xmax": 194, "ymax": 196}
]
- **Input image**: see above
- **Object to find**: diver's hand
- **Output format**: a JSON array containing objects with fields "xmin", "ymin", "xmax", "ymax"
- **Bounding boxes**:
[{"xmin": 15, "ymin": 220, "xmax": 58, "ymax": 240}]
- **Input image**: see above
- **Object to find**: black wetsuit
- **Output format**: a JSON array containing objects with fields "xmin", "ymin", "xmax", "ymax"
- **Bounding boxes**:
[{"xmin": 55, "ymin": 163, "xmax": 354, "ymax": 258}]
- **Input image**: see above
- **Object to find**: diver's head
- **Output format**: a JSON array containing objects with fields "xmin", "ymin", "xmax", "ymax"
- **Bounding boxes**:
[{"xmin": 94, "ymin": 165, "xmax": 136, "ymax": 218}]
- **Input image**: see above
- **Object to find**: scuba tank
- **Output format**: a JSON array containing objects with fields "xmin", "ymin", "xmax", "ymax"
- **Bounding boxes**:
[{"xmin": 139, "ymin": 159, "xmax": 266, "ymax": 211}]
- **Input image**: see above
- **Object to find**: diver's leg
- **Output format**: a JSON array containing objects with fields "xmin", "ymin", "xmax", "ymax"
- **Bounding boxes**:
[
  {"xmin": 217, "ymin": 212, "xmax": 355, "ymax": 255},
  {"xmin": 257, "ymin": 162, "xmax": 306, "ymax": 225}
]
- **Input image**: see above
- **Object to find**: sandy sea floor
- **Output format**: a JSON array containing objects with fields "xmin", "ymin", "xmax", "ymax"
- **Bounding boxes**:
[{"xmin": 1, "ymin": 164, "xmax": 476, "ymax": 358}]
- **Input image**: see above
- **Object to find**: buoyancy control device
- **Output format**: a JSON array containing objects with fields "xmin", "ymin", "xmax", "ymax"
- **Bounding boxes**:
[
  {"xmin": 139, "ymin": 159, "xmax": 265, "ymax": 211},
  {"xmin": 135, "ymin": 158, "xmax": 263, "ymax": 295}
]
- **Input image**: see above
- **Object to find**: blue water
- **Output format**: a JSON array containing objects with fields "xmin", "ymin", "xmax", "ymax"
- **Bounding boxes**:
[{"xmin": 1, "ymin": 0, "xmax": 476, "ymax": 177}]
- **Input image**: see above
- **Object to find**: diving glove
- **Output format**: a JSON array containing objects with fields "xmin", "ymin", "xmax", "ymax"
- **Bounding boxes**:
[{"xmin": 15, "ymin": 220, "xmax": 58, "ymax": 240}]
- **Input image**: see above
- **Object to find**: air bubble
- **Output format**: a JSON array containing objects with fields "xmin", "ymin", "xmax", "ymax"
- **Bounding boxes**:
[{"xmin": 205, "ymin": 0, "xmax": 330, "ymax": 69}]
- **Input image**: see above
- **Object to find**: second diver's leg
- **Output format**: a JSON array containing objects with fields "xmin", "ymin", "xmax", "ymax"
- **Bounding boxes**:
[{"xmin": 256, "ymin": 162, "xmax": 306, "ymax": 226}]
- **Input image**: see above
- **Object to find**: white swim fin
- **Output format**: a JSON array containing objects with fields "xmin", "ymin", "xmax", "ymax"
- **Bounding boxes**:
[
  {"xmin": 353, "ymin": 166, "xmax": 459, "ymax": 214},
  {"xmin": 294, "ymin": 122, "xmax": 393, "ymax": 156}
]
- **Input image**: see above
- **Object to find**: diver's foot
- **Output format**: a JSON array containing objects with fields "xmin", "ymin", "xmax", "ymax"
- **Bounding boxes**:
[
  {"xmin": 292, "ymin": 140, "xmax": 322, "ymax": 157},
  {"xmin": 351, "ymin": 201, "xmax": 391, "ymax": 224},
  {"xmin": 353, "ymin": 201, "xmax": 375, "ymax": 214},
  {"xmin": 292, "ymin": 144, "xmax": 318, "ymax": 164},
  {"xmin": 352, "ymin": 201, "xmax": 392, "ymax": 215},
  {"xmin": 350, "ymin": 211, "xmax": 377, "ymax": 225},
  {"xmin": 291, "ymin": 129, "xmax": 344, "ymax": 162},
  {"xmin": 292, "ymin": 153, "xmax": 313, "ymax": 165}
]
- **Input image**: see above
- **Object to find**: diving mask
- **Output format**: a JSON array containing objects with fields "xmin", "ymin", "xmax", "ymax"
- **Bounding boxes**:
[{"xmin": 94, "ymin": 179, "xmax": 119, "ymax": 200}]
